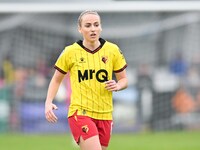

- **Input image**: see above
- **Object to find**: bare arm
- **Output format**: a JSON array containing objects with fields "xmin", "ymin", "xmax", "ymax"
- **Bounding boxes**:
[
  {"xmin": 45, "ymin": 70, "xmax": 65, "ymax": 123},
  {"xmin": 105, "ymin": 69, "xmax": 128, "ymax": 92}
]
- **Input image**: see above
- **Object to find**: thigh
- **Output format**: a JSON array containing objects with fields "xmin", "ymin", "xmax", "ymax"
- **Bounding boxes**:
[
  {"xmin": 79, "ymin": 135, "xmax": 102, "ymax": 150},
  {"xmin": 68, "ymin": 113, "xmax": 99, "ymax": 144},
  {"xmin": 96, "ymin": 120, "xmax": 113, "ymax": 147}
]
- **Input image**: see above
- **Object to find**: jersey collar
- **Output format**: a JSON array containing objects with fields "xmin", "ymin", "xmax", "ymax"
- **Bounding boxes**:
[{"xmin": 76, "ymin": 38, "xmax": 106, "ymax": 54}]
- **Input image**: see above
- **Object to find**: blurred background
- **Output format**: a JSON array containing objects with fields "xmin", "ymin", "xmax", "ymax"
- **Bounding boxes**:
[{"xmin": 1, "ymin": 0, "xmax": 200, "ymax": 140}]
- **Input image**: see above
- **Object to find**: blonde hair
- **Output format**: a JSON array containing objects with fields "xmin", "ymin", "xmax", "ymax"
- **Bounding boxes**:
[{"xmin": 78, "ymin": 10, "xmax": 101, "ymax": 27}]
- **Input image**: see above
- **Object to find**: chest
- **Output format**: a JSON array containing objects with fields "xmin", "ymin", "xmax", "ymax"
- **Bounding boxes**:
[{"xmin": 70, "ymin": 50, "xmax": 113, "ymax": 70}]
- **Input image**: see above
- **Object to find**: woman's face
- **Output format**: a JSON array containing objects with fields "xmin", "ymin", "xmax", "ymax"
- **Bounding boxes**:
[{"xmin": 78, "ymin": 13, "xmax": 102, "ymax": 43}]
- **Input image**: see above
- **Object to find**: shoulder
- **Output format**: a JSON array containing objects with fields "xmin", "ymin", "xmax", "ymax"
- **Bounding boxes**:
[
  {"xmin": 62, "ymin": 42, "xmax": 79, "ymax": 54},
  {"xmin": 103, "ymin": 39, "xmax": 121, "ymax": 54},
  {"xmin": 104, "ymin": 40, "xmax": 119, "ymax": 50},
  {"xmin": 64, "ymin": 42, "xmax": 79, "ymax": 50}
]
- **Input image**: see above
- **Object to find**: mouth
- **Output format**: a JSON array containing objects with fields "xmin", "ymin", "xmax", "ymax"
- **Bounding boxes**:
[{"xmin": 90, "ymin": 33, "xmax": 96, "ymax": 38}]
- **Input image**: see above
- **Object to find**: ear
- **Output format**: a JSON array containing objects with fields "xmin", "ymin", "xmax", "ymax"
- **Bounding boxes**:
[
  {"xmin": 78, "ymin": 26, "xmax": 82, "ymax": 34},
  {"xmin": 100, "ymin": 25, "xmax": 102, "ymax": 32}
]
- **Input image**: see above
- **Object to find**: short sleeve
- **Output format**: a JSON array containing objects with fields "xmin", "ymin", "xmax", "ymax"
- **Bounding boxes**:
[
  {"xmin": 54, "ymin": 48, "xmax": 70, "ymax": 74},
  {"xmin": 113, "ymin": 47, "xmax": 127, "ymax": 73}
]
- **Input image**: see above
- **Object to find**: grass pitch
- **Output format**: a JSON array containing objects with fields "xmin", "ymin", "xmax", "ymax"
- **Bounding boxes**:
[{"xmin": 0, "ymin": 131, "xmax": 200, "ymax": 150}]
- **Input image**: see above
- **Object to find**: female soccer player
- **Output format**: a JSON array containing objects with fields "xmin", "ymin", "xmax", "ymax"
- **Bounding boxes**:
[{"xmin": 45, "ymin": 10, "xmax": 128, "ymax": 150}]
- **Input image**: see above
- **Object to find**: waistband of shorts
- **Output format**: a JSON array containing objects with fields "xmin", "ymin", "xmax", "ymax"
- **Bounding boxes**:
[{"xmin": 68, "ymin": 109, "xmax": 113, "ymax": 120}]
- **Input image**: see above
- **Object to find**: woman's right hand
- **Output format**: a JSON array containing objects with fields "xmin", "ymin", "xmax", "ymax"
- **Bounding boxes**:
[{"xmin": 45, "ymin": 103, "xmax": 58, "ymax": 123}]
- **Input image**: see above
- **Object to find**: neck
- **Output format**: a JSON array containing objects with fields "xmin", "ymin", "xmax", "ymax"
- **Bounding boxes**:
[{"xmin": 83, "ymin": 40, "xmax": 100, "ymax": 51}]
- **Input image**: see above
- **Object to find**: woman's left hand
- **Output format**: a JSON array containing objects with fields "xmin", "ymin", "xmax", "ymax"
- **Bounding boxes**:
[{"xmin": 105, "ymin": 80, "xmax": 120, "ymax": 92}]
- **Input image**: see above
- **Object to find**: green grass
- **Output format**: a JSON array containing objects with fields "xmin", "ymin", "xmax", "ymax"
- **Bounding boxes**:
[{"xmin": 0, "ymin": 131, "xmax": 200, "ymax": 150}]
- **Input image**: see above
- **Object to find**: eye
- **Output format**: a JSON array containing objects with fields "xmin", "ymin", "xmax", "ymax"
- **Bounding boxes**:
[
  {"xmin": 84, "ymin": 24, "xmax": 91, "ymax": 28},
  {"xmin": 94, "ymin": 23, "xmax": 99, "ymax": 27}
]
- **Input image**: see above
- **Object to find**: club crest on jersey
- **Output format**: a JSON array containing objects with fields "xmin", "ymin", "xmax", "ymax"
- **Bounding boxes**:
[{"xmin": 102, "ymin": 56, "xmax": 108, "ymax": 64}]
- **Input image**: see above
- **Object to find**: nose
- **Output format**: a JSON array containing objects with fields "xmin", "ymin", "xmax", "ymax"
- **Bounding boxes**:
[{"xmin": 91, "ymin": 25, "xmax": 95, "ymax": 31}]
